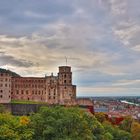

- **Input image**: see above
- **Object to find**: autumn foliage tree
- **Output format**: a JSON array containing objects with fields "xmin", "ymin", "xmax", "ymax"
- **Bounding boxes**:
[
  {"xmin": 0, "ymin": 106, "xmax": 134, "ymax": 140},
  {"xmin": 0, "ymin": 113, "xmax": 33, "ymax": 140},
  {"xmin": 131, "ymin": 121, "xmax": 140, "ymax": 140}
]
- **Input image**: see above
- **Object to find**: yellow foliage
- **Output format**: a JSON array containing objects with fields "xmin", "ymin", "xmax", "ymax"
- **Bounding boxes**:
[
  {"xmin": 20, "ymin": 116, "xmax": 30, "ymax": 125},
  {"xmin": 131, "ymin": 121, "xmax": 140, "ymax": 140}
]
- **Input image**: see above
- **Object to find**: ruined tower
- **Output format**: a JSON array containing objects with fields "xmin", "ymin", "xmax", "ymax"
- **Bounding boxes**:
[{"xmin": 58, "ymin": 66, "xmax": 76, "ymax": 104}]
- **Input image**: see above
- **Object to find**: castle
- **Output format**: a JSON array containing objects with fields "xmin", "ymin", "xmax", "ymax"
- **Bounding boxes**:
[{"xmin": 0, "ymin": 66, "xmax": 93, "ymax": 106}]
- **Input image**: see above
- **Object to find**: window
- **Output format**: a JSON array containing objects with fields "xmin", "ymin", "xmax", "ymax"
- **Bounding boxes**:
[
  {"xmin": 0, "ymin": 90, "xmax": 2, "ymax": 93},
  {"xmin": 16, "ymin": 90, "xmax": 19, "ymax": 94},
  {"xmin": 0, "ymin": 95, "xmax": 2, "ymax": 98},
  {"xmin": 26, "ymin": 90, "xmax": 28, "ymax": 94},
  {"xmin": 38, "ymin": 91, "xmax": 40, "ymax": 95},
  {"xmin": 64, "ymin": 80, "xmax": 66, "ymax": 83}
]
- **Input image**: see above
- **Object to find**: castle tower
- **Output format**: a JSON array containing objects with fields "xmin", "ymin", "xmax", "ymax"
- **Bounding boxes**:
[
  {"xmin": 58, "ymin": 66, "xmax": 76, "ymax": 104},
  {"xmin": 58, "ymin": 66, "xmax": 72, "ymax": 85}
]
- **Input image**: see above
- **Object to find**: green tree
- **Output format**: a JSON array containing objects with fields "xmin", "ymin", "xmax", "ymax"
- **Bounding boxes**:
[
  {"xmin": 119, "ymin": 116, "xmax": 133, "ymax": 132},
  {"xmin": 0, "ymin": 104, "xmax": 6, "ymax": 113},
  {"xmin": 103, "ymin": 121, "xmax": 132, "ymax": 140},
  {"xmin": 30, "ymin": 106, "xmax": 101, "ymax": 140},
  {"xmin": 95, "ymin": 112, "xmax": 107, "ymax": 123},
  {"xmin": 102, "ymin": 132, "xmax": 113, "ymax": 140}
]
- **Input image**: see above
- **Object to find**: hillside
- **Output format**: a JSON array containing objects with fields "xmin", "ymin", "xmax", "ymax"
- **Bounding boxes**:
[{"xmin": 0, "ymin": 68, "xmax": 20, "ymax": 77}]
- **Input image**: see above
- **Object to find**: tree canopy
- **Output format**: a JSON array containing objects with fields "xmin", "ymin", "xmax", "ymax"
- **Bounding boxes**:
[{"xmin": 0, "ymin": 106, "xmax": 135, "ymax": 140}]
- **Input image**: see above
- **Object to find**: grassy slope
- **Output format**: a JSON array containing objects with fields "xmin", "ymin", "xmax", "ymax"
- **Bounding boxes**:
[{"xmin": 11, "ymin": 100, "xmax": 48, "ymax": 104}]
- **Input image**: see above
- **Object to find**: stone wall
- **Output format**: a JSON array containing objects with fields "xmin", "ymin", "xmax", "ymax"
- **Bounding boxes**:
[
  {"xmin": 3, "ymin": 103, "xmax": 47, "ymax": 115},
  {"xmin": 2, "ymin": 103, "xmax": 94, "ymax": 115}
]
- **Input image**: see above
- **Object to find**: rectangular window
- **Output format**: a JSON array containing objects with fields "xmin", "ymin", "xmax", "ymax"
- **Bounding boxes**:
[
  {"xmin": 16, "ymin": 90, "xmax": 19, "ymax": 94},
  {"xmin": 26, "ymin": 90, "xmax": 28, "ymax": 94}
]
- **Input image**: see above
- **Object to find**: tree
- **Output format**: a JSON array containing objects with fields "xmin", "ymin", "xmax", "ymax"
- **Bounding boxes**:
[
  {"xmin": 95, "ymin": 112, "xmax": 107, "ymax": 123},
  {"xmin": 30, "ymin": 106, "xmax": 103, "ymax": 140},
  {"xmin": 0, "ymin": 113, "xmax": 33, "ymax": 140},
  {"xmin": 131, "ymin": 121, "xmax": 140, "ymax": 140},
  {"xmin": 0, "ymin": 106, "xmax": 133, "ymax": 140},
  {"xmin": 103, "ymin": 121, "xmax": 132, "ymax": 140},
  {"xmin": 0, "ymin": 104, "xmax": 6, "ymax": 113},
  {"xmin": 119, "ymin": 116, "xmax": 133, "ymax": 132},
  {"xmin": 102, "ymin": 132, "xmax": 113, "ymax": 140}
]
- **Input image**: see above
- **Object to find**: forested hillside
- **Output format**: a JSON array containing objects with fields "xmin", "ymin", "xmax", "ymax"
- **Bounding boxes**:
[{"xmin": 0, "ymin": 105, "xmax": 139, "ymax": 140}]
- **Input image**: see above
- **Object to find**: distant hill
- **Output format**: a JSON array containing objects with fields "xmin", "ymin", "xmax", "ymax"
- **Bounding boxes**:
[{"xmin": 0, "ymin": 68, "xmax": 20, "ymax": 77}]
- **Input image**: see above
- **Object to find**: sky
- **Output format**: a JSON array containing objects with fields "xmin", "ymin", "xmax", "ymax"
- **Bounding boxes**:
[{"xmin": 0, "ymin": 0, "xmax": 140, "ymax": 97}]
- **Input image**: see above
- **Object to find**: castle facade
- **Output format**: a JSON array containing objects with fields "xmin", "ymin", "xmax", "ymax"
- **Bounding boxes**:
[{"xmin": 0, "ymin": 66, "xmax": 93, "ymax": 106}]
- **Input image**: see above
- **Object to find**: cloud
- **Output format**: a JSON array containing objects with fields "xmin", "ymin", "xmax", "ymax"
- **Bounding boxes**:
[
  {"xmin": 77, "ymin": 86, "xmax": 140, "ymax": 97},
  {"xmin": 0, "ymin": 0, "xmax": 140, "ymax": 96},
  {"xmin": 112, "ymin": 79, "xmax": 140, "ymax": 86},
  {"xmin": 0, "ymin": 24, "xmax": 111, "ymax": 74},
  {"xmin": 101, "ymin": 0, "xmax": 140, "ymax": 53},
  {"xmin": 0, "ymin": 51, "xmax": 36, "ymax": 67}
]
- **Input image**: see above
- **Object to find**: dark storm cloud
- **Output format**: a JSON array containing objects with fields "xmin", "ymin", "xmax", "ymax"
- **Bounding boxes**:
[{"xmin": 0, "ymin": 52, "xmax": 35, "ymax": 67}]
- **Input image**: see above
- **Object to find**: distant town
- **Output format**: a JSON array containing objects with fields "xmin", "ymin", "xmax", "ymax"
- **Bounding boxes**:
[{"xmin": 92, "ymin": 96, "xmax": 140, "ymax": 121}]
